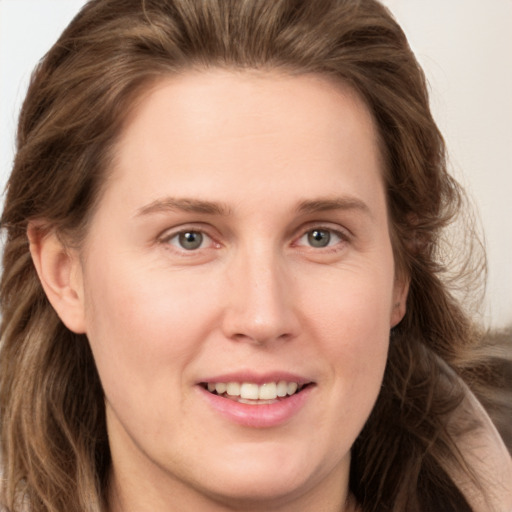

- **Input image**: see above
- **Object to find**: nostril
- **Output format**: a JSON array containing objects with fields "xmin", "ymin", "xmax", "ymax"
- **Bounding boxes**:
[{"xmin": 228, "ymin": 327, "xmax": 296, "ymax": 347}]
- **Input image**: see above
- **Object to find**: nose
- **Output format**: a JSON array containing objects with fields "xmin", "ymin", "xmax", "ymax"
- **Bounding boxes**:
[{"xmin": 220, "ymin": 246, "xmax": 300, "ymax": 346}]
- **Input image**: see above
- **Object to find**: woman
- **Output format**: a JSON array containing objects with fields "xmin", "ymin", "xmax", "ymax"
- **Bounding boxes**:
[{"xmin": 1, "ymin": 1, "xmax": 510, "ymax": 511}]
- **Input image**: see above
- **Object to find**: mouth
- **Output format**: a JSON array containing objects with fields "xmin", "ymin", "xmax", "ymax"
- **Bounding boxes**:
[{"xmin": 200, "ymin": 380, "xmax": 312, "ymax": 405}]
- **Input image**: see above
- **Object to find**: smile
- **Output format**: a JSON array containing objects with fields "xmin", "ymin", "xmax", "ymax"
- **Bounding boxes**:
[{"xmin": 202, "ymin": 381, "xmax": 307, "ymax": 404}]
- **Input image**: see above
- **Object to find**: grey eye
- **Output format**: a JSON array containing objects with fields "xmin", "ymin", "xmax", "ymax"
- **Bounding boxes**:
[
  {"xmin": 178, "ymin": 231, "xmax": 204, "ymax": 250},
  {"xmin": 307, "ymin": 229, "xmax": 331, "ymax": 248}
]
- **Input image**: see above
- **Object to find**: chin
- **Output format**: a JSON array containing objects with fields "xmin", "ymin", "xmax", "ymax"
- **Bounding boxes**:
[
  {"xmin": 194, "ymin": 468, "xmax": 314, "ymax": 509},
  {"xmin": 184, "ymin": 444, "xmax": 343, "ymax": 508}
]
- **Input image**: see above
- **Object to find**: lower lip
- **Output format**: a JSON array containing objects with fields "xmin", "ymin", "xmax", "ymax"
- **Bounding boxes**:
[{"xmin": 198, "ymin": 385, "xmax": 313, "ymax": 428}]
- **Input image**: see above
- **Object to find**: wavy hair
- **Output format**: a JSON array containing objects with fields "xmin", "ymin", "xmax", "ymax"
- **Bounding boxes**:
[{"xmin": 0, "ymin": 1, "xmax": 494, "ymax": 510}]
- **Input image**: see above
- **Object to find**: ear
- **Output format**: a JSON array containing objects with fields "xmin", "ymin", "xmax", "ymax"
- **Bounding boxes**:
[
  {"xmin": 390, "ymin": 274, "xmax": 409, "ymax": 328},
  {"xmin": 28, "ymin": 223, "xmax": 86, "ymax": 334}
]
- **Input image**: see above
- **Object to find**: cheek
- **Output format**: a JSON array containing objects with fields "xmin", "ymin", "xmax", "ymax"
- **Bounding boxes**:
[
  {"xmin": 81, "ymin": 257, "xmax": 218, "ymax": 408},
  {"xmin": 324, "ymin": 293, "xmax": 390, "ymax": 396},
  {"xmin": 288, "ymin": 266, "xmax": 392, "ymax": 473},
  {"xmin": 303, "ymin": 260, "xmax": 395, "ymax": 350},
  {"xmin": 303, "ymin": 262, "xmax": 393, "ymax": 406}
]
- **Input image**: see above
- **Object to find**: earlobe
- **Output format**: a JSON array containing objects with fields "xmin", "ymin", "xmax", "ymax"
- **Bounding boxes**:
[
  {"xmin": 390, "ymin": 276, "xmax": 409, "ymax": 328},
  {"xmin": 27, "ymin": 223, "xmax": 86, "ymax": 334}
]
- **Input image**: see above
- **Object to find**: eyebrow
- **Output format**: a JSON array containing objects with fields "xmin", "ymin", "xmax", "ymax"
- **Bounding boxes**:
[
  {"xmin": 296, "ymin": 197, "xmax": 372, "ymax": 217},
  {"xmin": 135, "ymin": 195, "xmax": 371, "ymax": 219},
  {"xmin": 136, "ymin": 197, "xmax": 231, "ymax": 217}
]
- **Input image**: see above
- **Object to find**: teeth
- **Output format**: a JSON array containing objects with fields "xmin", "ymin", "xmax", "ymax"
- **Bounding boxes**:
[
  {"xmin": 287, "ymin": 382, "xmax": 298, "ymax": 395},
  {"xmin": 206, "ymin": 380, "xmax": 304, "ymax": 400},
  {"xmin": 276, "ymin": 380, "xmax": 288, "ymax": 397},
  {"xmin": 259, "ymin": 382, "xmax": 277, "ymax": 400},
  {"xmin": 226, "ymin": 382, "xmax": 240, "ymax": 396},
  {"xmin": 240, "ymin": 383, "xmax": 259, "ymax": 399},
  {"xmin": 215, "ymin": 382, "xmax": 227, "ymax": 394}
]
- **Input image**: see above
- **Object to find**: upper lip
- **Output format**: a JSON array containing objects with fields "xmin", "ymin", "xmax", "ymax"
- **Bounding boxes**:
[{"xmin": 197, "ymin": 371, "xmax": 313, "ymax": 386}]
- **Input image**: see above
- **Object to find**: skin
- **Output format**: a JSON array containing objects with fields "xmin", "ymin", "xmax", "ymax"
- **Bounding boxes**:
[{"xmin": 31, "ymin": 70, "xmax": 408, "ymax": 512}]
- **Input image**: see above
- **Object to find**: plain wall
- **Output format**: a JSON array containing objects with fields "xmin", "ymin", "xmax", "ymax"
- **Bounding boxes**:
[{"xmin": 1, "ymin": 0, "xmax": 511, "ymax": 327}]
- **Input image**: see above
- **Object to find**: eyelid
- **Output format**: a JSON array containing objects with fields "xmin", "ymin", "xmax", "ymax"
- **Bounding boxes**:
[
  {"xmin": 293, "ymin": 223, "xmax": 352, "ymax": 249},
  {"xmin": 156, "ymin": 221, "xmax": 351, "ymax": 253},
  {"xmin": 158, "ymin": 224, "xmax": 219, "ymax": 251}
]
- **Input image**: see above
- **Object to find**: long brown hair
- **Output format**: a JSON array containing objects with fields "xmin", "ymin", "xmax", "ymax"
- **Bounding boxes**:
[{"xmin": 0, "ymin": 1, "xmax": 493, "ymax": 510}]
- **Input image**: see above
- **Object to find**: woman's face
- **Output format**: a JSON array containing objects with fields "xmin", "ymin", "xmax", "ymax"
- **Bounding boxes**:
[{"xmin": 72, "ymin": 70, "xmax": 407, "ymax": 510}]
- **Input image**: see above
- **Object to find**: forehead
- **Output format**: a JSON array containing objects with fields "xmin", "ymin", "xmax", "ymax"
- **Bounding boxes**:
[
  {"xmin": 119, "ymin": 69, "xmax": 378, "ymax": 149},
  {"xmin": 105, "ymin": 69, "xmax": 384, "ymax": 214}
]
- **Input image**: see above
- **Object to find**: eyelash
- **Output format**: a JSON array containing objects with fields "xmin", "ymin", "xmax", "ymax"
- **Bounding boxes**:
[
  {"xmin": 160, "ymin": 228, "xmax": 217, "ymax": 253},
  {"xmin": 159, "ymin": 225, "xmax": 350, "ymax": 254},
  {"xmin": 294, "ymin": 226, "xmax": 349, "ymax": 251}
]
